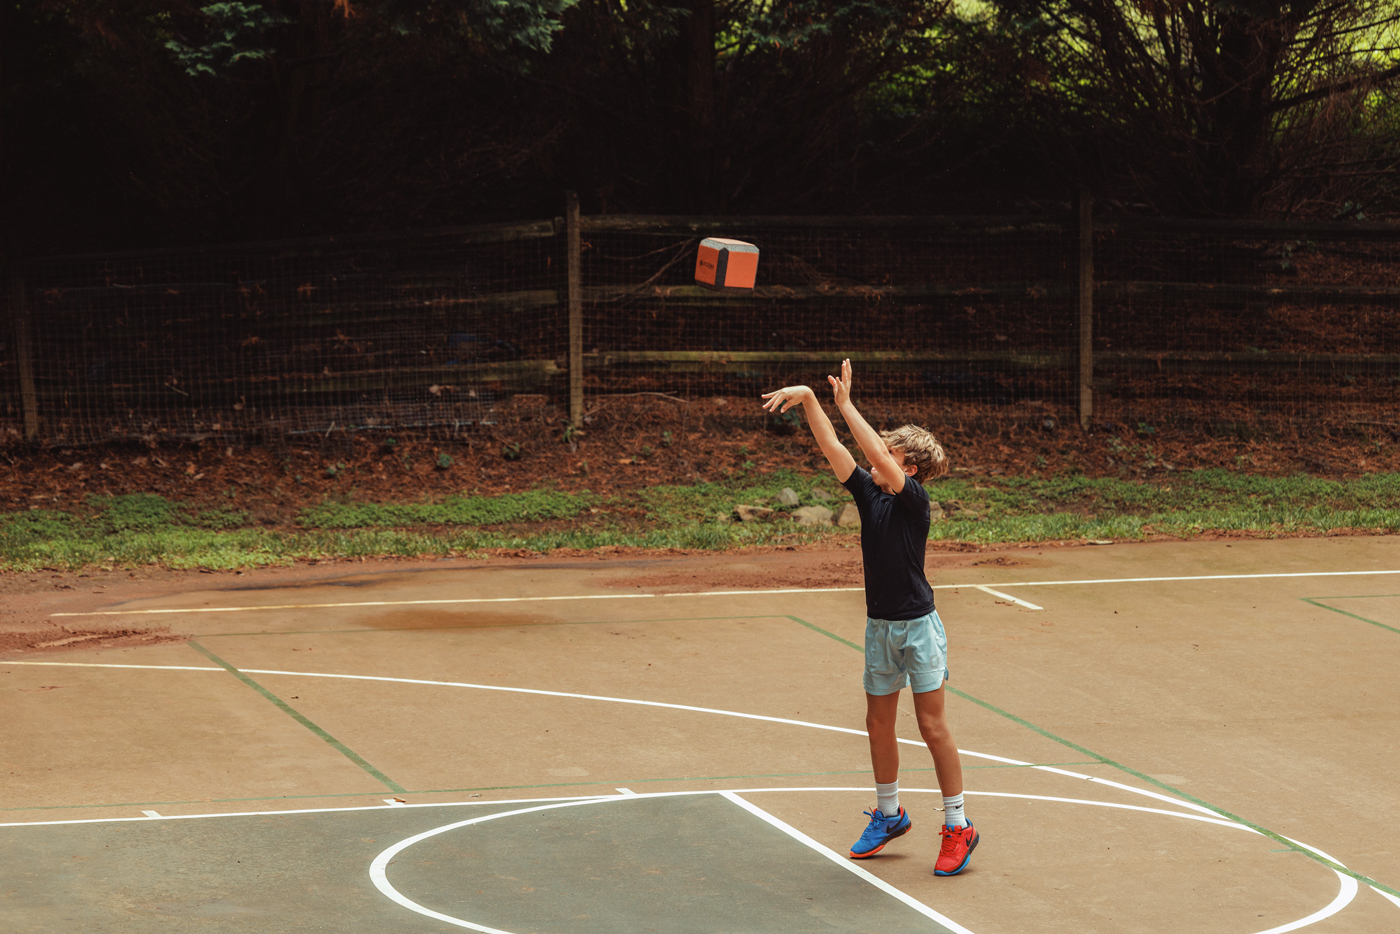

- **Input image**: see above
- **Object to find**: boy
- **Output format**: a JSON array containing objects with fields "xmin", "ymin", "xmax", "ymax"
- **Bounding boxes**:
[{"xmin": 761, "ymin": 359, "xmax": 978, "ymax": 876}]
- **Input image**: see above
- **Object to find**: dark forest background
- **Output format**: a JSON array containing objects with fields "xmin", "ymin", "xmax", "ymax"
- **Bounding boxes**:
[{"xmin": 4, "ymin": 0, "xmax": 1400, "ymax": 257}]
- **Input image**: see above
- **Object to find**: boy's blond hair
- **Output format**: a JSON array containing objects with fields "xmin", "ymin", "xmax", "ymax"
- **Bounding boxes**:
[{"xmin": 879, "ymin": 424, "xmax": 948, "ymax": 480}]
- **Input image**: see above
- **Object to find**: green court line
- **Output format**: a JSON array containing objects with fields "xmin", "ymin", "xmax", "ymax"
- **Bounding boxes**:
[
  {"xmin": 1301, "ymin": 597, "xmax": 1400, "ymax": 636},
  {"xmin": 790, "ymin": 616, "xmax": 863, "ymax": 651},
  {"xmin": 784, "ymin": 614, "xmax": 1400, "ymax": 900},
  {"xmin": 186, "ymin": 640, "xmax": 406, "ymax": 794},
  {"xmin": 0, "ymin": 763, "xmax": 1103, "ymax": 814}
]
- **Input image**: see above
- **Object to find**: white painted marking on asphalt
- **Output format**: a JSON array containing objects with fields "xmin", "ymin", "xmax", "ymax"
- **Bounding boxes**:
[
  {"xmin": 0, "ymin": 654, "xmax": 1380, "ymax": 926},
  {"xmin": 1259, "ymin": 835, "xmax": 1359, "ymax": 934},
  {"xmin": 974, "ymin": 585, "xmax": 1042, "ymax": 610},
  {"xmin": 45, "ymin": 568, "xmax": 1400, "ymax": 618},
  {"xmin": 0, "ymin": 660, "xmax": 1219, "ymax": 820},
  {"xmin": 719, "ymin": 790, "xmax": 978, "ymax": 934},
  {"xmin": 365, "ymin": 788, "xmax": 1354, "ymax": 934},
  {"xmin": 1372, "ymin": 884, "xmax": 1400, "ymax": 911},
  {"xmin": 369, "ymin": 797, "xmax": 614, "ymax": 933}
]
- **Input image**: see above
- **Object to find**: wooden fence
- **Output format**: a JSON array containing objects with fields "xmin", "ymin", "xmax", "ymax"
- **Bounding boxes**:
[{"xmin": 4, "ymin": 201, "xmax": 1400, "ymax": 445}]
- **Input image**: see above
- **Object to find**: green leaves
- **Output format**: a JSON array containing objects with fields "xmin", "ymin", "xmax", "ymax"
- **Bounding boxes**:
[
  {"xmin": 374, "ymin": 0, "xmax": 579, "ymax": 53},
  {"xmin": 164, "ymin": 2, "xmax": 289, "ymax": 77}
]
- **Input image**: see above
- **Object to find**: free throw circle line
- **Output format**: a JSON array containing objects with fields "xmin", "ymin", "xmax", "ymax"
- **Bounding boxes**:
[
  {"xmin": 370, "ymin": 787, "xmax": 1355, "ymax": 934},
  {"xmin": 369, "ymin": 796, "xmax": 618, "ymax": 934},
  {"xmin": 46, "ymin": 568, "xmax": 1400, "ymax": 617}
]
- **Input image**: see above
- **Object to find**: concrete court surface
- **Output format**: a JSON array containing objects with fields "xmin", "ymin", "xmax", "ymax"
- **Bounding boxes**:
[{"xmin": 2, "ymin": 535, "xmax": 1400, "ymax": 933}]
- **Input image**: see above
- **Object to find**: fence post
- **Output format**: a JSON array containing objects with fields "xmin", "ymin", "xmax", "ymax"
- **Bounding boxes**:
[
  {"xmin": 7, "ymin": 273, "xmax": 40, "ymax": 443},
  {"xmin": 1076, "ymin": 188, "xmax": 1094, "ymax": 431},
  {"xmin": 565, "ymin": 191, "xmax": 584, "ymax": 428}
]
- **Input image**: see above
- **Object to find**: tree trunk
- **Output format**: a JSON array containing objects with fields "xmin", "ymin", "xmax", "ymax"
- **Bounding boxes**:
[{"xmin": 684, "ymin": 0, "xmax": 718, "ymax": 212}]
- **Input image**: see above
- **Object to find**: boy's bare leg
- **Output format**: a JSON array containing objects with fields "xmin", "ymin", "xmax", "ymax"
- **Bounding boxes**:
[
  {"xmin": 912, "ymin": 684, "xmax": 963, "ymax": 797},
  {"xmin": 864, "ymin": 691, "xmax": 902, "ymax": 784}
]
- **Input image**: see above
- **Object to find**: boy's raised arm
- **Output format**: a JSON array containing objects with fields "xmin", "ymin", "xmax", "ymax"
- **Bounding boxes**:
[
  {"xmin": 761, "ymin": 385, "xmax": 857, "ymax": 483},
  {"xmin": 829, "ymin": 358, "xmax": 906, "ymax": 493}
]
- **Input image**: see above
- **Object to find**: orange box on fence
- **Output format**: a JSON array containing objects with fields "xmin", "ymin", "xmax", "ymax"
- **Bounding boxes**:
[{"xmin": 694, "ymin": 238, "xmax": 760, "ymax": 291}]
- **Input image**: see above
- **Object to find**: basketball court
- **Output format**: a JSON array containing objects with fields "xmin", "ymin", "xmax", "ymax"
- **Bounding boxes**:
[{"xmin": 4, "ymin": 536, "xmax": 1399, "ymax": 932}]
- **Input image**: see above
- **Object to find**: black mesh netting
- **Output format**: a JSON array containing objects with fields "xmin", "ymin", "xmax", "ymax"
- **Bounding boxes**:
[
  {"xmin": 3, "ymin": 224, "xmax": 563, "ymax": 446},
  {"xmin": 4, "ymin": 214, "xmax": 1398, "ymax": 448}
]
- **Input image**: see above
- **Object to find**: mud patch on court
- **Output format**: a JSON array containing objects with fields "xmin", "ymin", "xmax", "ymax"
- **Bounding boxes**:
[
  {"xmin": 603, "ymin": 556, "xmax": 863, "ymax": 592},
  {"xmin": 360, "ymin": 609, "xmax": 563, "ymax": 630},
  {"xmin": 0, "ymin": 626, "xmax": 185, "ymax": 657}
]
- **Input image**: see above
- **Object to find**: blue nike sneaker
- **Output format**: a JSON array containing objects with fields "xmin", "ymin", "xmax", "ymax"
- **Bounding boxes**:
[{"xmin": 849, "ymin": 806, "xmax": 912, "ymax": 858}]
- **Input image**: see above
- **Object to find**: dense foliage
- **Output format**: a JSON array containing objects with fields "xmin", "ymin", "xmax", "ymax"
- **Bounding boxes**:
[{"xmin": 3, "ymin": 0, "xmax": 1399, "ymax": 254}]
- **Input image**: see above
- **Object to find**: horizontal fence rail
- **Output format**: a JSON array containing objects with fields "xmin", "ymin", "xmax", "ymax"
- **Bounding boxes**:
[{"xmin": 3, "ymin": 207, "xmax": 1399, "ymax": 447}]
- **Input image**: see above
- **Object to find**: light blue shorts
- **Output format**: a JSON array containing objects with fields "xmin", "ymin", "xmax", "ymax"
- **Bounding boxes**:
[{"xmin": 863, "ymin": 610, "xmax": 948, "ymax": 696}]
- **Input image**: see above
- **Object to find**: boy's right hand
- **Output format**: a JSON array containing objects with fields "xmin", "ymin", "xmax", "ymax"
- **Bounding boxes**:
[
  {"xmin": 828, "ymin": 358, "xmax": 853, "ymax": 406},
  {"xmin": 761, "ymin": 385, "xmax": 813, "ymax": 413}
]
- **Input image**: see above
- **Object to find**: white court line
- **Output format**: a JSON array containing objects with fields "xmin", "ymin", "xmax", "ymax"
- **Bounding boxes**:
[
  {"xmin": 719, "ymin": 790, "xmax": 977, "ymax": 934},
  {"xmin": 973, "ymin": 585, "xmax": 1042, "ymax": 610},
  {"xmin": 0, "ymin": 785, "xmax": 1355, "ymax": 934},
  {"xmin": 1373, "ymin": 885, "xmax": 1400, "ymax": 910},
  {"xmin": 364, "ymin": 788, "xmax": 1354, "ymax": 934},
  {"xmin": 0, "ymin": 660, "xmax": 1222, "ymax": 820},
  {"xmin": 0, "ymin": 792, "xmax": 613, "ymax": 829},
  {"xmin": 614, "ymin": 787, "xmax": 638, "ymax": 796},
  {"xmin": 369, "ymin": 797, "xmax": 615, "ymax": 934},
  {"xmin": 141, "ymin": 810, "xmax": 160, "ymax": 818},
  {"xmin": 46, "ymin": 569, "xmax": 1400, "ymax": 617},
  {"xmin": 0, "ymin": 658, "xmax": 1380, "ymax": 927},
  {"xmin": 1264, "ymin": 835, "xmax": 1360, "ymax": 934}
]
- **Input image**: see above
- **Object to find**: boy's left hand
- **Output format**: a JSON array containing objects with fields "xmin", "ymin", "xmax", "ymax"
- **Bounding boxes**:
[{"xmin": 761, "ymin": 386, "xmax": 813, "ymax": 413}]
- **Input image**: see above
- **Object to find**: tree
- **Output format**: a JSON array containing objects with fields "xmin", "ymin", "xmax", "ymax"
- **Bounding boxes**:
[
  {"xmin": 987, "ymin": 0, "xmax": 1400, "ymax": 216},
  {"xmin": 17, "ymin": 0, "xmax": 581, "ymax": 241}
]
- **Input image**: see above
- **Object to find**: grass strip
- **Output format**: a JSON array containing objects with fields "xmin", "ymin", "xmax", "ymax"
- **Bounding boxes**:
[{"xmin": 3, "ymin": 468, "xmax": 1399, "ymax": 571}]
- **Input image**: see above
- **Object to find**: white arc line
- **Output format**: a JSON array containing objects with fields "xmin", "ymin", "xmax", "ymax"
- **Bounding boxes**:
[
  {"xmin": 0, "ymin": 659, "xmax": 1221, "ymax": 820},
  {"xmin": 369, "ymin": 797, "xmax": 614, "ymax": 933},
  {"xmin": 1372, "ymin": 884, "xmax": 1400, "ymax": 911},
  {"xmin": 719, "ymin": 791, "xmax": 978, "ymax": 934},
  {"xmin": 973, "ymin": 585, "xmax": 1042, "ymax": 610},
  {"xmin": 364, "ymin": 789, "xmax": 1354, "ymax": 934},
  {"xmin": 1257, "ymin": 835, "xmax": 1358, "ymax": 934},
  {"xmin": 45, "ymin": 568, "xmax": 1400, "ymax": 617}
]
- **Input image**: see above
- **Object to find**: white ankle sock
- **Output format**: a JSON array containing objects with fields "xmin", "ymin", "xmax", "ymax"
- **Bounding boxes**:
[
  {"xmin": 875, "ymin": 781, "xmax": 900, "ymax": 816},
  {"xmin": 942, "ymin": 793, "xmax": 966, "ymax": 828}
]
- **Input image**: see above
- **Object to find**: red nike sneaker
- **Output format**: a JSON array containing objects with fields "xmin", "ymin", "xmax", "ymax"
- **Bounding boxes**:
[{"xmin": 934, "ymin": 821, "xmax": 979, "ymax": 876}]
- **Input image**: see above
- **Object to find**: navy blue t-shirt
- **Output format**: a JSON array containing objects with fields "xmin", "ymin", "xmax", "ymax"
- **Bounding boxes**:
[{"xmin": 841, "ymin": 466, "xmax": 935, "ymax": 621}]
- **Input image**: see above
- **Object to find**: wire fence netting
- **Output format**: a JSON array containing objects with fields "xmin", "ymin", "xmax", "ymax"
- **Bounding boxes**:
[
  {"xmin": 3, "ymin": 214, "xmax": 1399, "ymax": 449},
  {"xmin": 3, "ymin": 225, "xmax": 564, "ymax": 446},
  {"xmin": 579, "ymin": 218, "xmax": 1075, "ymax": 414},
  {"xmin": 1091, "ymin": 221, "xmax": 1400, "ymax": 441}
]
